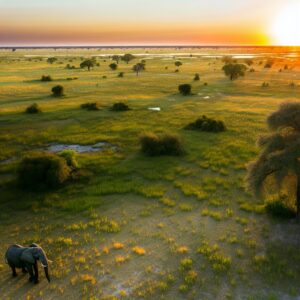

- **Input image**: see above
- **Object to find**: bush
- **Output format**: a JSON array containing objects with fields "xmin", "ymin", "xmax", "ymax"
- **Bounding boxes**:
[
  {"xmin": 52, "ymin": 85, "xmax": 64, "ymax": 97},
  {"xmin": 41, "ymin": 75, "xmax": 52, "ymax": 82},
  {"xmin": 178, "ymin": 84, "xmax": 192, "ymax": 96},
  {"xmin": 109, "ymin": 63, "xmax": 118, "ymax": 70},
  {"xmin": 58, "ymin": 150, "xmax": 78, "ymax": 169},
  {"xmin": 175, "ymin": 61, "xmax": 182, "ymax": 67},
  {"xmin": 264, "ymin": 60, "xmax": 273, "ymax": 68},
  {"xmin": 111, "ymin": 102, "xmax": 130, "ymax": 111},
  {"xmin": 185, "ymin": 115, "xmax": 226, "ymax": 132},
  {"xmin": 140, "ymin": 132, "xmax": 184, "ymax": 156},
  {"xmin": 194, "ymin": 73, "xmax": 200, "ymax": 81},
  {"xmin": 118, "ymin": 72, "xmax": 124, "ymax": 78},
  {"xmin": 265, "ymin": 199, "xmax": 296, "ymax": 218},
  {"xmin": 80, "ymin": 102, "xmax": 100, "ymax": 111},
  {"xmin": 25, "ymin": 103, "xmax": 41, "ymax": 114},
  {"xmin": 17, "ymin": 152, "xmax": 71, "ymax": 190}
]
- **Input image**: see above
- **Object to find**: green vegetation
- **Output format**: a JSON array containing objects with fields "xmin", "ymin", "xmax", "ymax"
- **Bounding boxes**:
[
  {"xmin": 17, "ymin": 152, "xmax": 71, "ymax": 190},
  {"xmin": 222, "ymin": 63, "xmax": 247, "ymax": 80},
  {"xmin": 52, "ymin": 85, "xmax": 64, "ymax": 97},
  {"xmin": 140, "ymin": 132, "xmax": 184, "ymax": 156},
  {"xmin": 247, "ymin": 102, "xmax": 300, "ymax": 218},
  {"xmin": 111, "ymin": 102, "xmax": 130, "ymax": 111},
  {"xmin": 25, "ymin": 103, "xmax": 41, "ymax": 114},
  {"xmin": 41, "ymin": 75, "xmax": 53, "ymax": 82},
  {"xmin": 80, "ymin": 59, "xmax": 95, "ymax": 71},
  {"xmin": 185, "ymin": 115, "xmax": 226, "ymax": 132},
  {"xmin": 178, "ymin": 84, "xmax": 191, "ymax": 95},
  {"xmin": 80, "ymin": 102, "xmax": 100, "ymax": 111},
  {"xmin": 0, "ymin": 47, "xmax": 299, "ymax": 299}
]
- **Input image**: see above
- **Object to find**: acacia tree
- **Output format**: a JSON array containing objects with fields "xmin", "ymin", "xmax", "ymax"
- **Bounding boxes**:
[
  {"xmin": 109, "ymin": 63, "xmax": 118, "ymax": 70},
  {"xmin": 133, "ymin": 63, "xmax": 145, "ymax": 76},
  {"xmin": 122, "ymin": 53, "xmax": 135, "ymax": 64},
  {"xmin": 112, "ymin": 55, "xmax": 120, "ymax": 64},
  {"xmin": 246, "ymin": 102, "xmax": 300, "ymax": 218},
  {"xmin": 175, "ymin": 61, "xmax": 182, "ymax": 67},
  {"xmin": 80, "ymin": 59, "xmax": 94, "ymax": 71},
  {"xmin": 47, "ymin": 57, "xmax": 57, "ymax": 64},
  {"xmin": 222, "ymin": 63, "xmax": 247, "ymax": 80}
]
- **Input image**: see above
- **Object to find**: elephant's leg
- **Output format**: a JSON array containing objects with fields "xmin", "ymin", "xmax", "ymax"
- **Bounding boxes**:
[
  {"xmin": 33, "ymin": 261, "xmax": 39, "ymax": 284},
  {"xmin": 22, "ymin": 264, "xmax": 27, "ymax": 274},
  {"xmin": 25, "ymin": 263, "xmax": 34, "ymax": 282},
  {"xmin": 9, "ymin": 264, "xmax": 17, "ymax": 277}
]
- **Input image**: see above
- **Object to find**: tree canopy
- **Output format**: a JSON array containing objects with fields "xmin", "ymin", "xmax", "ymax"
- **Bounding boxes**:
[
  {"xmin": 222, "ymin": 63, "xmax": 247, "ymax": 80},
  {"xmin": 246, "ymin": 102, "xmax": 300, "ymax": 217},
  {"xmin": 80, "ymin": 59, "xmax": 95, "ymax": 71}
]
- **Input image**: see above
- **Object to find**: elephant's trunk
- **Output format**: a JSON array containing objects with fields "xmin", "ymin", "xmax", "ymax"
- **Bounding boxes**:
[{"xmin": 43, "ymin": 266, "xmax": 50, "ymax": 283}]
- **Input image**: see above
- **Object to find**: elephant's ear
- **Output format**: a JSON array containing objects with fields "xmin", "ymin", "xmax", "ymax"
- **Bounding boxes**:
[{"xmin": 20, "ymin": 248, "xmax": 35, "ymax": 264}]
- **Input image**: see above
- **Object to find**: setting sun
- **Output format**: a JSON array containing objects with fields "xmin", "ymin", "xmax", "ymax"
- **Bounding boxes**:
[{"xmin": 271, "ymin": 1, "xmax": 300, "ymax": 46}]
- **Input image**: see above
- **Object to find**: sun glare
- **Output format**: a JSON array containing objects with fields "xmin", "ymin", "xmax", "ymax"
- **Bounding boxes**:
[{"xmin": 271, "ymin": 2, "xmax": 300, "ymax": 46}]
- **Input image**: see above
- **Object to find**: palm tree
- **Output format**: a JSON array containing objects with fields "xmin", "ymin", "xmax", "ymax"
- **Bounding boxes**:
[{"xmin": 246, "ymin": 102, "xmax": 300, "ymax": 217}]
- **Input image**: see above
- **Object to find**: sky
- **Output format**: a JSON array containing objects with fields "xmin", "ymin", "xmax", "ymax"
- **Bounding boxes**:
[{"xmin": 0, "ymin": 0, "xmax": 298, "ymax": 46}]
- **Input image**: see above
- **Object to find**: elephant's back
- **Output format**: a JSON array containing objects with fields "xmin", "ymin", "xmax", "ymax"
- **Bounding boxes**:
[{"xmin": 6, "ymin": 245, "xmax": 26, "ymax": 267}]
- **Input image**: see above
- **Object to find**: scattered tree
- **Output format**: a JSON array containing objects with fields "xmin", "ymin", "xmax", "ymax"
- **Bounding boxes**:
[
  {"xmin": 17, "ymin": 152, "xmax": 71, "ymax": 190},
  {"xmin": 80, "ymin": 102, "xmax": 100, "ymax": 111},
  {"xmin": 264, "ymin": 60, "xmax": 273, "ymax": 68},
  {"xmin": 80, "ymin": 59, "xmax": 94, "ymax": 71},
  {"xmin": 112, "ymin": 55, "xmax": 120, "ymax": 64},
  {"xmin": 222, "ymin": 63, "xmax": 247, "ymax": 80},
  {"xmin": 52, "ymin": 85, "xmax": 64, "ymax": 97},
  {"xmin": 41, "ymin": 75, "xmax": 52, "ymax": 82},
  {"xmin": 246, "ymin": 102, "xmax": 300, "ymax": 218},
  {"xmin": 178, "ymin": 84, "xmax": 192, "ymax": 96},
  {"xmin": 175, "ymin": 61, "xmax": 182, "ymax": 67},
  {"xmin": 47, "ymin": 57, "xmax": 57, "ymax": 64},
  {"xmin": 109, "ymin": 63, "xmax": 118, "ymax": 70},
  {"xmin": 194, "ymin": 73, "xmax": 200, "ymax": 81},
  {"xmin": 140, "ymin": 132, "xmax": 184, "ymax": 156},
  {"xmin": 121, "ymin": 53, "xmax": 135, "ymax": 64},
  {"xmin": 118, "ymin": 72, "xmax": 124, "ymax": 78},
  {"xmin": 111, "ymin": 102, "xmax": 130, "ymax": 111},
  {"xmin": 185, "ymin": 115, "xmax": 226, "ymax": 132},
  {"xmin": 133, "ymin": 63, "xmax": 145, "ymax": 76},
  {"xmin": 25, "ymin": 103, "xmax": 41, "ymax": 114}
]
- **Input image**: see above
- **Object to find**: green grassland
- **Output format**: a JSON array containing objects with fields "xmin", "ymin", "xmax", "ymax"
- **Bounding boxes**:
[{"xmin": 0, "ymin": 47, "xmax": 300, "ymax": 299}]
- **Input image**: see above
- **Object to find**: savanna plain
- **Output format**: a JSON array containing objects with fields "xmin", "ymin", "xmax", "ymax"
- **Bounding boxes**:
[{"xmin": 0, "ymin": 47, "xmax": 300, "ymax": 299}]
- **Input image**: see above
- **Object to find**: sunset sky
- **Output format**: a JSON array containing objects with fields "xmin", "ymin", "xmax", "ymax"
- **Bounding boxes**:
[{"xmin": 0, "ymin": 0, "xmax": 299, "ymax": 46}]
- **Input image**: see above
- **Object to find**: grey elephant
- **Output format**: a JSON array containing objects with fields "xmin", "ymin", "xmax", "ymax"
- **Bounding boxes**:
[{"xmin": 5, "ymin": 244, "xmax": 51, "ymax": 284}]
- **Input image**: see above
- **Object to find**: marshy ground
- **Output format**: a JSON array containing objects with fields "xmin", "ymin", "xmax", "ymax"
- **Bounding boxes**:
[{"xmin": 0, "ymin": 47, "xmax": 300, "ymax": 299}]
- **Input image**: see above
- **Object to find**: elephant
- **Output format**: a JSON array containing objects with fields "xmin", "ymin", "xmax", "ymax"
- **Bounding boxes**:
[{"xmin": 5, "ymin": 244, "xmax": 51, "ymax": 284}]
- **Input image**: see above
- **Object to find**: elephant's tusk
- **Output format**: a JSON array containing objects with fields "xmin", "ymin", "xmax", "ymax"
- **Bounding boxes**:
[{"xmin": 41, "ymin": 263, "xmax": 48, "ymax": 268}]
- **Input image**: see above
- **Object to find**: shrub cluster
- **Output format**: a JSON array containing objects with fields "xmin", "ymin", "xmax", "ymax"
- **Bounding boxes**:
[
  {"xmin": 194, "ymin": 73, "xmax": 200, "ymax": 81},
  {"xmin": 41, "ymin": 75, "xmax": 52, "ymax": 82},
  {"xmin": 80, "ymin": 102, "xmax": 100, "ymax": 111},
  {"xmin": 52, "ymin": 85, "xmax": 64, "ymax": 97},
  {"xmin": 25, "ymin": 103, "xmax": 41, "ymax": 114},
  {"xmin": 178, "ymin": 84, "xmax": 192, "ymax": 96},
  {"xmin": 111, "ymin": 102, "xmax": 130, "ymax": 111},
  {"xmin": 140, "ymin": 132, "xmax": 184, "ymax": 156},
  {"xmin": 17, "ymin": 152, "xmax": 71, "ymax": 190},
  {"xmin": 185, "ymin": 115, "xmax": 226, "ymax": 132}
]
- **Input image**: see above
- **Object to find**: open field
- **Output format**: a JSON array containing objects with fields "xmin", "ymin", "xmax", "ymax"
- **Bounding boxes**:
[{"xmin": 0, "ymin": 47, "xmax": 300, "ymax": 299}]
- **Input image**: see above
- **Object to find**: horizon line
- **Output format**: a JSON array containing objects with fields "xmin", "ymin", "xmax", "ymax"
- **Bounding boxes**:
[{"xmin": 1, "ymin": 44, "xmax": 300, "ymax": 49}]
